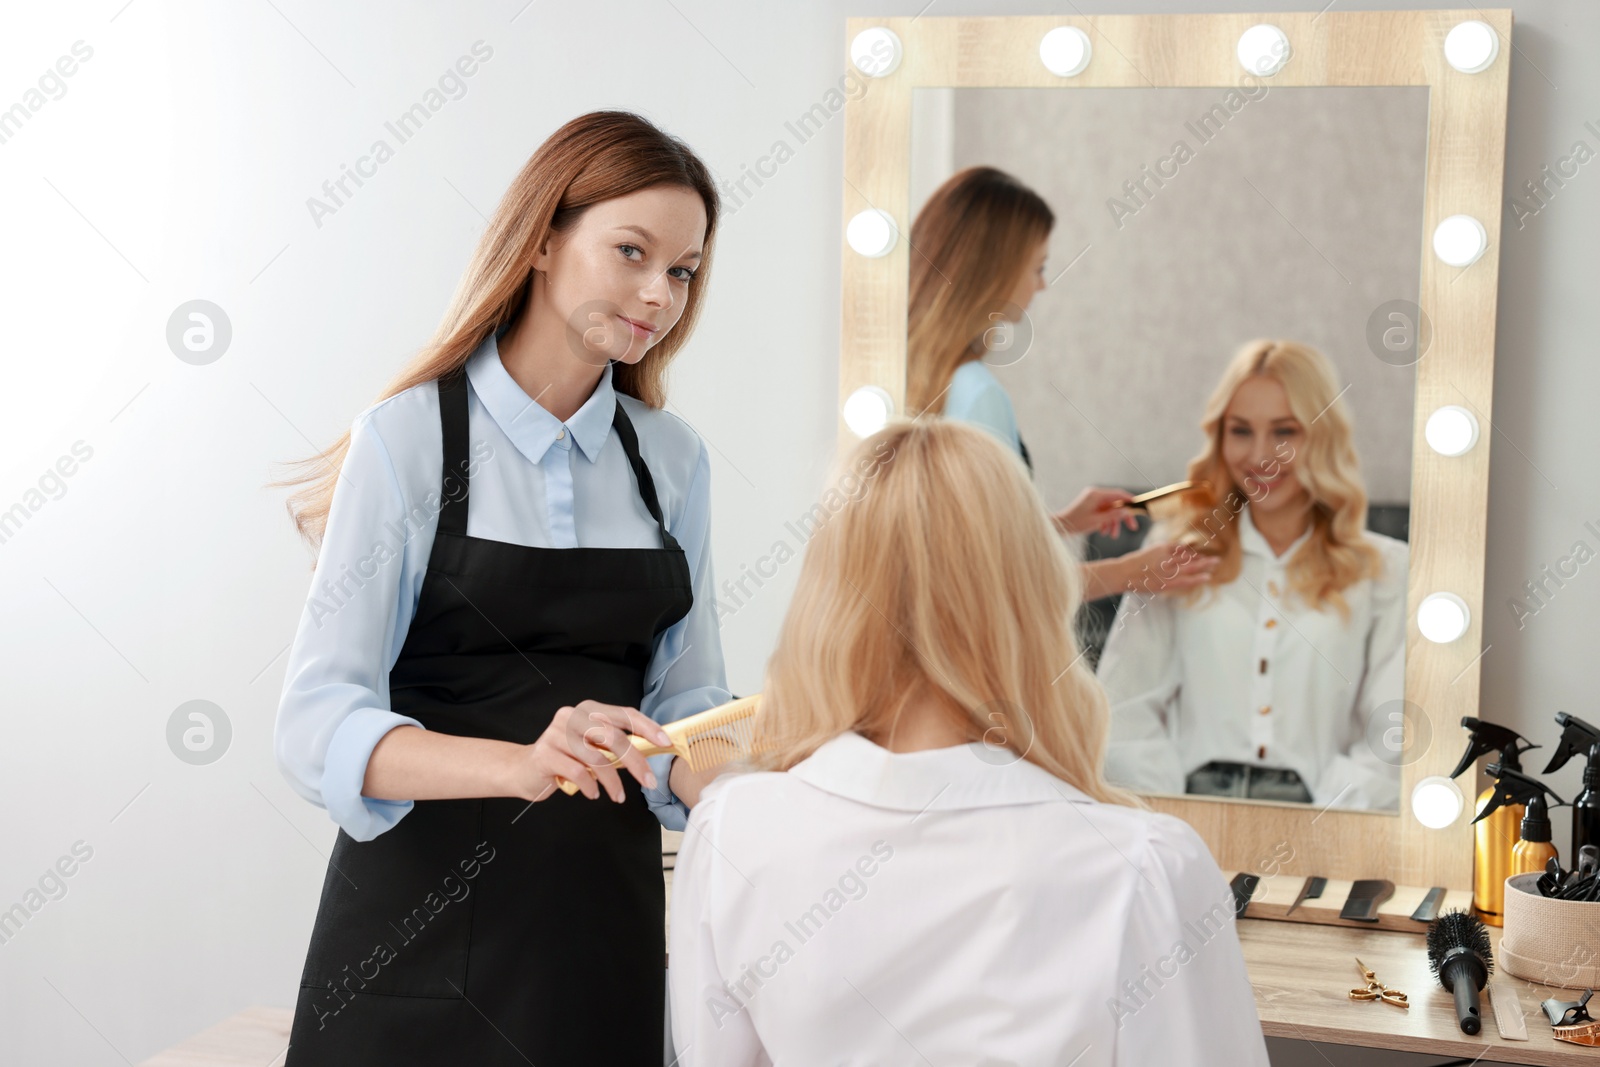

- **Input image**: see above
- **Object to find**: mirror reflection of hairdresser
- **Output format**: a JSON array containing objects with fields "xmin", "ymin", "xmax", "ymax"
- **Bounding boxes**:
[
  {"xmin": 269, "ymin": 112, "xmax": 735, "ymax": 1064},
  {"xmin": 905, "ymin": 165, "xmax": 1220, "ymax": 601},
  {"xmin": 1097, "ymin": 340, "xmax": 1409, "ymax": 811},
  {"xmin": 667, "ymin": 420, "xmax": 1270, "ymax": 1065}
]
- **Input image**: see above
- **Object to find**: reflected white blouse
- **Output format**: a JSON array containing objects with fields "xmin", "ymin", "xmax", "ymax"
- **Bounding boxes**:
[
  {"xmin": 1096, "ymin": 507, "xmax": 1409, "ymax": 811},
  {"xmin": 668, "ymin": 730, "xmax": 1270, "ymax": 1066}
]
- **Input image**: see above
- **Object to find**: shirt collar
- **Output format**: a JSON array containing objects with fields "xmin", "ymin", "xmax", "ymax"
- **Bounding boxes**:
[
  {"xmin": 464, "ymin": 326, "xmax": 616, "ymax": 465},
  {"xmin": 786, "ymin": 729, "xmax": 1095, "ymax": 813},
  {"xmin": 1238, "ymin": 504, "xmax": 1312, "ymax": 562}
]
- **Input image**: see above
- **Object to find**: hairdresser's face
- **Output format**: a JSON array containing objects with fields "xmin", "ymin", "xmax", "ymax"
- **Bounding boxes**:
[
  {"xmin": 1221, "ymin": 375, "xmax": 1309, "ymax": 515},
  {"xmin": 1000, "ymin": 236, "xmax": 1050, "ymax": 320},
  {"xmin": 534, "ymin": 185, "xmax": 706, "ymax": 365}
]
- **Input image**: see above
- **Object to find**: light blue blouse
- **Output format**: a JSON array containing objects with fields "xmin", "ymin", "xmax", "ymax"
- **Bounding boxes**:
[
  {"xmin": 273, "ymin": 326, "xmax": 730, "ymax": 841},
  {"xmin": 943, "ymin": 359, "xmax": 1022, "ymax": 457}
]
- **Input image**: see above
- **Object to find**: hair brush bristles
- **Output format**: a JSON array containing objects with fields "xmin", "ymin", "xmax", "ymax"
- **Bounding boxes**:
[{"xmin": 1427, "ymin": 909, "xmax": 1493, "ymax": 982}]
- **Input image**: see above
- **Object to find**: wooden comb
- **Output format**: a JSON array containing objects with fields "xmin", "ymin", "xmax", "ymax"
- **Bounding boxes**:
[
  {"xmin": 1126, "ymin": 479, "xmax": 1210, "ymax": 508},
  {"xmin": 555, "ymin": 693, "xmax": 762, "ymax": 796}
]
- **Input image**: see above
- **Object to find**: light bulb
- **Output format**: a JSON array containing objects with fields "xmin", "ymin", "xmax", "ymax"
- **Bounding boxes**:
[
  {"xmin": 850, "ymin": 28, "xmax": 903, "ymax": 78},
  {"xmin": 1418, "ymin": 593, "xmax": 1471, "ymax": 644},
  {"xmin": 1445, "ymin": 20, "xmax": 1499, "ymax": 74},
  {"xmin": 1433, "ymin": 215, "xmax": 1488, "ymax": 268},
  {"xmin": 1412, "ymin": 776, "xmax": 1466, "ymax": 829},
  {"xmin": 1425, "ymin": 406, "xmax": 1480, "ymax": 456},
  {"xmin": 1237, "ymin": 24, "xmax": 1291, "ymax": 76},
  {"xmin": 846, "ymin": 209, "xmax": 898, "ymax": 258},
  {"xmin": 843, "ymin": 385, "xmax": 894, "ymax": 437},
  {"xmin": 1040, "ymin": 27, "xmax": 1092, "ymax": 77}
]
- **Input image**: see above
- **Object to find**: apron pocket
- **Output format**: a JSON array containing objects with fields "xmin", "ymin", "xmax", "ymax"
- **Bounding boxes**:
[{"xmin": 299, "ymin": 798, "xmax": 485, "ymax": 999}]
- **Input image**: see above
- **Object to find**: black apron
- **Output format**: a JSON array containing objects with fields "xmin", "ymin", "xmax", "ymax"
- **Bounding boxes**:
[{"xmin": 287, "ymin": 366, "xmax": 692, "ymax": 1065}]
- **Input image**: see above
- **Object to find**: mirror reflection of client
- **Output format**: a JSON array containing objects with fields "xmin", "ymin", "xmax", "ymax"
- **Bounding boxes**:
[
  {"xmin": 1097, "ymin": 339, "xmax": 1408, "ymax": 810},
  {"xmin": 667, "ymin": 420, "xmax": 1270, "ymax": 1064},
  {"xmin": 905, "ymin": 165, "xmax": 1216, "ymax": 600}
]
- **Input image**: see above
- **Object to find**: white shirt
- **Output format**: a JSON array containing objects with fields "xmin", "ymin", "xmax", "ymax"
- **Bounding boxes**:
[
  {"xmin": 668, "ymin": 730, "xmax": 1270, "ymax": 1066},
  {"xmin": 1096, "ymin": 507, "xmax": 1408, "ymax": 811},
  {"xmin": 273, "ymin": 326, "xmax": 731, "ymax": 841}
]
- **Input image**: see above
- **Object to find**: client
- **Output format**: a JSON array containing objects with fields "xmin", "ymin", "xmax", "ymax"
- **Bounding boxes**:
[
  {"xmin": 1097, "ymin": 339, "xmax": 1408, "ymax": 810},
  {"xmin": 667, "ymin": 418, "xmax": 1269, "ymax": 1065}
]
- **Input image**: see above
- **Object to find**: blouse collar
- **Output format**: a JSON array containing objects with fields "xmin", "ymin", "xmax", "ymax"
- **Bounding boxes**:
[
  {"xmin": 464, "ymin": 325, "xmax": 617, "ymax": 466},
  {"xmin": 786, "ymin": 729, "xmax": 1095, "ymax": 813},
  {"xmin": 1238, "ymin": 503, "xmax": 1313, "ymax": 562}
]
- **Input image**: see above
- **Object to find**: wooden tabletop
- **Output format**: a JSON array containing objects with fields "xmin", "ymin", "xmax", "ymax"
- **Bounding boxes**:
[
  {"xmin": 136, "ymin": 1005, "xmax": 289, "ymax": 1066},
  {"xmin": 1239, "ymin": 917, "xmax": 1597, "ymax": 1066}
]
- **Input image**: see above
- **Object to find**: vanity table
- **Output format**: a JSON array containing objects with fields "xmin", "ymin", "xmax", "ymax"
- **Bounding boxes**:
[{"xmin": 1240, "ymin": 918, "xmax": 1590, "ymax": 1065}]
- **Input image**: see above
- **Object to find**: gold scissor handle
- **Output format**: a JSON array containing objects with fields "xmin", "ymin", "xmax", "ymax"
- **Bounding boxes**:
[
  {"xmin": 1349, "ymin": 982, "xmax": 1409, "ymax": 1008},
  {"xmin": 1351, "ymin": 960, "xmax": 1408, "ymax": 1008}
]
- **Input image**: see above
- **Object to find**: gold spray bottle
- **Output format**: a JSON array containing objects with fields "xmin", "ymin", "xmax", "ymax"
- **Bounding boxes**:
[
  {"xmin": 1450, "ymin": 717, "xmax": 1538, "ymax": 927},
  {"xmin": 1484, "ymin": 762, "xmax": 1566, "ymax": 879}
]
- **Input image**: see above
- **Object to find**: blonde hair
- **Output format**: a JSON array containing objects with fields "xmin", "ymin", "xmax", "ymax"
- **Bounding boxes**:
[
  {"xmin": 905, "ymin": 167, "xmax": 1053, "ymax": 417},
  {"xmin": 1166, "ymin": 339, "xmax": 1384, "ymax": 618},
  {"xmin": 271, "ymin": 110, "xmax": 720, "ymax": 551},
  {"xmin": 744, "ymin": 419, "xmax": 1143, "ymax": 809}
]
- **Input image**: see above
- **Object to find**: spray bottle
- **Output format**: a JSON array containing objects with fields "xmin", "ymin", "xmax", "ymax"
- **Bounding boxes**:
[
  {"xmin": 1450, "ymin": 717, "xmax": 1539, "ymax": 926},
  {"xmin": 1542, "ymin": 713, "xmax": 1600, "ymax": 860},
  {"xmin": 1569, "ymin": 744, "xmax": 1600, "ymax": 860},
  {"xmin": 1482, "ymin": 763, "xmax": 1566, "ymax": 878}
]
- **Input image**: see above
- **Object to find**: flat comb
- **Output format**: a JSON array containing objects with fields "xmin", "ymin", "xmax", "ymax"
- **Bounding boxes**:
[
  {"xmin": 1127, "ymin": 480, "xmax": 1210, "ymax": 508},
  {"xmin": 556, "ymin": 693, "xmax": 762, "ymax": 796}
]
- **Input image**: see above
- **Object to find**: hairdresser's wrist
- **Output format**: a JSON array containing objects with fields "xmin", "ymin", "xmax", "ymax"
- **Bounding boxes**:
[
  {"xmin": 1080, "ymin": 557, "xmax": 1129, "ymax": 602},
  {"xmin": 669, "ymin": 754, "xmax": 699, "ymax": 808}
]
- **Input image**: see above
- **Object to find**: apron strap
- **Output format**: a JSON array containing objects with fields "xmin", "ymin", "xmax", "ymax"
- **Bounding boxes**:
[
  {"xmin": 433, "ymin": 367, "xmax": 681, "ymax": 553},
  {"xmin": 437, "ymin": 368, "xmax": 471, "ymax": 538},
  {"xmin": 611, "ymin": 400, "xmax": 682, "ymax": 554}
]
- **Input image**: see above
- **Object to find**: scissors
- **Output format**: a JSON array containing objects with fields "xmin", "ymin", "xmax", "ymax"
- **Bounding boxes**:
[{"xmin": 1349, "ymin": 957, "xmax": 1410, "ymax": 1008}]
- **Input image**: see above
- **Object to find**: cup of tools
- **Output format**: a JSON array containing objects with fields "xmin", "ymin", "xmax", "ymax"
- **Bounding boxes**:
[{"xmin": 1501, "ymin": 869, "xmax": 1600, "ymax": 989}]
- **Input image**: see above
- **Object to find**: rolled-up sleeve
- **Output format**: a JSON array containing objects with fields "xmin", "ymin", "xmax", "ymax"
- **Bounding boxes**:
[
  {"xmin": 640, "ymin": 436, "xmax": 733, "ymax": 831},
  {"xmin": 273, "ymin": 410, "xmax": 424, "ymax": 842}
]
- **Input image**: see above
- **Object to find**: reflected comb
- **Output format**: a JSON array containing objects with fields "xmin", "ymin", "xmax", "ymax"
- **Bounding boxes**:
[
  {"xmin": 556, "ymin": 693, "xmax": 762, "ymax": 796},
  {"xmin": 1127, "ymin": 479, "xmax": 1210, "ymax": 509}
]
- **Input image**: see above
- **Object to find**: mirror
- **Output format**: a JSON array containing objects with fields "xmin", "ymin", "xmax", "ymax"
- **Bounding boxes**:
[{"xmin": 909, "ymin": 85, "xmax": 1431, "ymax": 813}]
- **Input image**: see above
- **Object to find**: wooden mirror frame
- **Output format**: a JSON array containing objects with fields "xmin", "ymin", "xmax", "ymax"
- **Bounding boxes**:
[{"xmin": 837, "ymin": 10, "xmax": 1512, "ymax": 899}]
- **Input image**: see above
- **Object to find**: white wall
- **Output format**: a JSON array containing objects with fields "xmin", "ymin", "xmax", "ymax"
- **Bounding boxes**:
[{"xmin": 0, "ymin": 2, "xmax": 1594, "ymax": 1063}]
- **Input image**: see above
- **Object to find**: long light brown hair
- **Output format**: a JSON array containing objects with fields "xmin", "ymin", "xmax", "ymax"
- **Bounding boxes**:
[
  {"xmin": 1165, "ymin": 339, "xmax": 1384, "ymax": 618},
  {"xmin": 905, "ymin": 166, "xmax": 1053, "ymax": 417},
  {"xmin": 272, "ymin": 110, "xmax": 720, "ymax": 550},
  {"xmin": 744, "ymin": 419, "xmax": 1143, "ymax": 809}
]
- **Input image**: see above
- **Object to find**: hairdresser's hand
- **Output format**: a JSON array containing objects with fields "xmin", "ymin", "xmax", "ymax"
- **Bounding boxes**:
[
  {"xmin": 509, "ymin": 700, "xmax": 672, "ymax": 803},
  {"xmin": 1119, "ymin": 541, "xmax": 1219, "ymax": 596},
  {"xmin": 1053, "ymin": 487, "xmax": 1139, "ymax": 537}
]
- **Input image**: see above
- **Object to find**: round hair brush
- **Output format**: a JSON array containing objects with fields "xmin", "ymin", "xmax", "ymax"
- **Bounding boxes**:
[{"xmin": 1426, "ymin": 909, "xmax": 1494, "ymax": 1034}]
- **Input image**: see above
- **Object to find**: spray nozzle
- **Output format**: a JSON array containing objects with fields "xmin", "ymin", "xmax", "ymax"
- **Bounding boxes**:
[
  {"xmin": 1477, "ymin": 762, "xmax": 1567, "ymax": 827},
  {"xmin": 1542, "ymin": 712, "xmax": 1600, "ymax": 775},
  {"xmin": 1450, "ymin": 716, "xmax": 1539, "ymax": 780}
]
